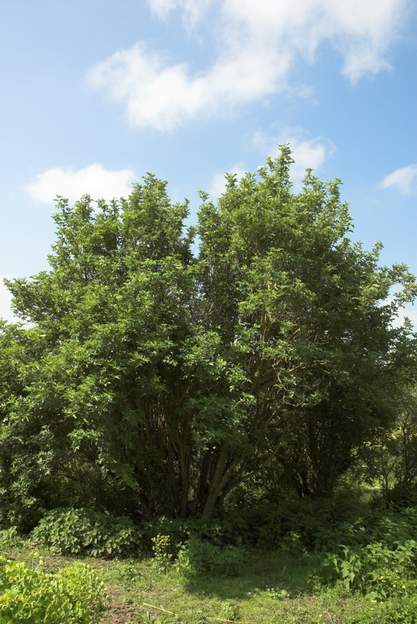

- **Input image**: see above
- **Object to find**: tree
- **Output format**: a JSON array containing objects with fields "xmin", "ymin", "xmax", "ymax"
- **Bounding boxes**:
[
  {"xmin": 357, "ymin": 385, "xmax": 417, "ymax": 502},
  {"xmin": 1, "ymin": 148, "xmax": 416, "ymax": 526},
  {"xmin": 190, "ymin": 148, "xmax": 417, "ymax": 504}
]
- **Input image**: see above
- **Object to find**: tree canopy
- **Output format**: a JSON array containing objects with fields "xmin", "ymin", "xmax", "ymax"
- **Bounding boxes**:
[{"xmin": 1, "ymin": 147, "xmax": 416, "ymax": 527}]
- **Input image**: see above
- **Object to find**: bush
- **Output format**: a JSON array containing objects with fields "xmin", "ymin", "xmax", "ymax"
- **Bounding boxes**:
[
  {"xmin": 370, "ymin": 507, "xmax": 417, "ymax": 545},
  {"xmin": 0, "ymin": 527, "xmax": 23, "ymax": 550},
  {"xmin": 0, "ymin": 557, "xmax": 105, "ymax": 623},
  {"xmin": 144, "ymin": 516, "xmax": 247, "ymax": 555},
  {"xmin": 234, "ymin": 492, "xmax": 369, "ymax": 551},
  {"xmin": 145, "ymin": 516, "xmax": 190, "ymax": 556},
  {"xmin": 150, "ymin": 533, "xmax": 177, "ymax": 573},
  {"xmin": 244, "ymin": 498, "xmax": 417, "ymax": 554},
  {"xmin": 176, "ymin": 538, "xmax": 246, "ymax": 578},
  {"xmin": 328, "ymin": 539, "xmax": 417, "ymax": 600},
  {"xmin": 31, "ymin": 508, "xmax": 141, "ymax": 558},
  {"xmin": 352, "ymin": 594, "xmax": 417, "ymax": 624}
]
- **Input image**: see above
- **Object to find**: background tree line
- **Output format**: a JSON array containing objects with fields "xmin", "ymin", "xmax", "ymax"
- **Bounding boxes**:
[{"xmin": 1, "ymin": 147, "xmax": 416, "ymax": 530}]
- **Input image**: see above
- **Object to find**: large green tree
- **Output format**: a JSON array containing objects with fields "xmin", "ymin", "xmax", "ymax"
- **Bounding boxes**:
[{"xmin": 1, "ymin": 148, "xmax": 416, "ymax": 525}]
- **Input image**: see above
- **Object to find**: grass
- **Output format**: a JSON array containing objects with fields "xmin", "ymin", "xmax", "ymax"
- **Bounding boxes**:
[{"xmin": 0, "ymin": 543, "xmax": 373, "ymax": 624}]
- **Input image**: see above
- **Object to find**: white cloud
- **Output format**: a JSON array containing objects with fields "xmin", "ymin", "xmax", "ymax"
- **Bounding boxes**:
[
  {"xmin": 25, "ymin": 164, "xmax": 135, "ymax": 204},
  {"xmin": 147, "ymin": 0, "xmax": 177, "ymax": 19},
  {"xmin": 253, "ymin": 129, "xmax": 333, "ymax": 182},
  {"xmin": 209, "ymin": 165, "xmax": 245, "ymax": 199},
  {"xmin": 380, "ymin": 164, "xmax": 417, "ymax": 195},
  {"xmin": 88, "ymin": 0, "xmax": 408, "ymax": 130},
  {"xmin": 0, "ymin": 278, "xmax": 15, "ymax": 323},
  {"xmin": 147, "ymin": 0, "xmax": 213, "ymax": 27},
  {"xmin": 87, "ymin": 42, "xmax": 289, "ymax": 131}
]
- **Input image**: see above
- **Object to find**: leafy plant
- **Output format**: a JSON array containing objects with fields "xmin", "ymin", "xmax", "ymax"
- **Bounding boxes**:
[
  {"xmin": 0, "ymin": 556, "xmax": 105, "ymax": 623},
  {"xmin": 1, "ymin": 148, "xmax": 415, "ymax": 523},
  {"xmin": 0, "ymin": 526, "xmax": 23, "ymax": 550},
  {"xmin": 151, "ymin": 533, "xmax": 176, "ymax": 573},
  {"xmin": 352, "ymin": 593, "xmax": 417, "ymax": 623},
  {"xmin": 327, "ymin": 546, "xmax": 363, "ymax": 592},
  {"xmin": 328, "ymin": 539, "xmax": 417, "ymax": 600},
  {"xmin": 31, "ymin": 508, "xmax": 141, "ymax": 558},
  {"xmin": 265, "ymin": 586, "xmax": 291, "ymax": 600},
  {"xmin": 145, "ymin": 516, "xmax": 190, "ymax": 554},
  {"xmin": 176, "ymin": 538, "xmax": 246, "ymax": 578},
  {"xmin": 221, "ymin": 601, "xmax": 241, "ymax": 621}
]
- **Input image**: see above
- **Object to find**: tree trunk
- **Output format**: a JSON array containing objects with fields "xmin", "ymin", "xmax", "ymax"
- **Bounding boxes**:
[{"xmin": 201, "ymin": 447, "xmax": 234, "ymax": 519}]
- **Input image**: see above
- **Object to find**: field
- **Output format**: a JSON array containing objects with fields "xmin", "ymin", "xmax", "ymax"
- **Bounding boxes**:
[
  {"xmin": 3, "ymin": 499, "xmax": 417, "ymax": 623},
  {"xmin": 1, "ymin": 543, "xmax": 373, "ymax": 624}
]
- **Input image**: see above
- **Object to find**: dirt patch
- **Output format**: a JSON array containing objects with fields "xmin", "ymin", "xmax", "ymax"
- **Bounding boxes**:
[
  {"xmin": 99, "ymin": 586, "xmax": 138, "ymax": 624},
  {"xmin": 99, "ymin": 603, "xmax": 137, "ymax": 624}
]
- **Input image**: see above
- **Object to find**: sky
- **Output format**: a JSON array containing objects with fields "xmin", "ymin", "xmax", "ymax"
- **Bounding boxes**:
[{"xmin": 0, "ymin": 0, "xmax": 416, "ymax": 323}]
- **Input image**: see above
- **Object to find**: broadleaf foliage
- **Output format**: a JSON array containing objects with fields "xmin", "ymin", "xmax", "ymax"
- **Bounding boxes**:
[{"xmin": 1, "ymin": 148, "xmax": 416, "ymax": 525}]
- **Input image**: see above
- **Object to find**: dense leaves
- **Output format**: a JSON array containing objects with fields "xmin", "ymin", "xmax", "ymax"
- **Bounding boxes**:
[
  {"xmin": 0, "ymin": 558, "xmax": 105, "ymax": 623},
  {"xmin": 31, "ymin": 508, "xmax": 141, "ymax": 557},
  {"xmin": 0, "ymin": 148, "xmax": 416, "ymax": 526}
]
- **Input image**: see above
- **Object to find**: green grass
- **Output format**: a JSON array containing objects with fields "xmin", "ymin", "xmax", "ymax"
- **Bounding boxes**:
[{"xmin": 0, "ymin": 544, "xmax": 374, "ymax": 624}]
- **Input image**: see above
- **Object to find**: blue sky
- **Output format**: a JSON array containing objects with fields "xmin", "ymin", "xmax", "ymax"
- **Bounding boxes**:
[{"xmin": 1, "ymin": 0, "xmax": 416, "ymax": 321}]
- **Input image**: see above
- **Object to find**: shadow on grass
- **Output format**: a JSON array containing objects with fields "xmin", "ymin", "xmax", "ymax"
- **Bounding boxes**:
[{"xmin": 182, "ymin": 549, "xmax": 327, "ymax": 601}]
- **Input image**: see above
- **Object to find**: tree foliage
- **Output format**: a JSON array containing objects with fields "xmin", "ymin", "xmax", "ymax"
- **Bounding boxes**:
[{"xmin": 0, "ymin": 148, "xmax": 416, "ymax": 525}]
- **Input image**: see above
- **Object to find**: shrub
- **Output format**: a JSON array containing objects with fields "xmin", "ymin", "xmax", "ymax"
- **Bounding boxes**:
[
  {"xmin": 144, "ymin": 516, "xmax": 246, "ymax": 554},
  {"xmin": 0, "ymin": 557, "xmax": 105, "ymax": 623},
  {"xmin": 328, "ymin": 539, "xmax": 417, "ymax": 600},
  {"xmin": 31, "ymin": 508, "xmax": 141, "ymax": 558},
  {"xmin": 0, "ymin": 526, "xmax": 23, "ymax": 550},
  {"xmin": 221, "ymin": 602, "xmax": 240, "ymax": 621},
  {"xmin": 144, "ymin": 517, "xmax": 190, "ymax": 555},
  {"xmin": 370, "ymin": 507, "xmax": 417, "ymax": 545},
  {"xmin": 151, "ymin": 533, "xmax": 176, "ymax": 573},
  {"xmin": 248, "ymin": 499, "xmax": 417, "ymax": 554},
  {"xmin": 176, "ymin": 538, "xmax": 246, "ymax": 578},
  {"xmin": 243, "ymin": 493, "xmax": 369, "ymax": 551},
  {"xmin": 352, "ymin": 593, "xmax": 417, "ymax": 624}
]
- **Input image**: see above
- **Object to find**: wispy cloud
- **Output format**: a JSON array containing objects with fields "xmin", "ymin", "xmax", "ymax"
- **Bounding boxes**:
[
  {"xmin": 25, "ymin": 164, "xmax": 135, "ymax": 204},
  {"xmin": 147, "ymin": 0, "xmax": 213, "ymax": 28},
  {"xmin": 88, "ymin": 0, "xmax": 408, "ymax": 131},
  {"xmin": 380, "ymin": 163, "xmax": 417, "ymax": 195},
  {"xmin": 147, "ymin": 0, "xmax": 178, "ymax": 19}
]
